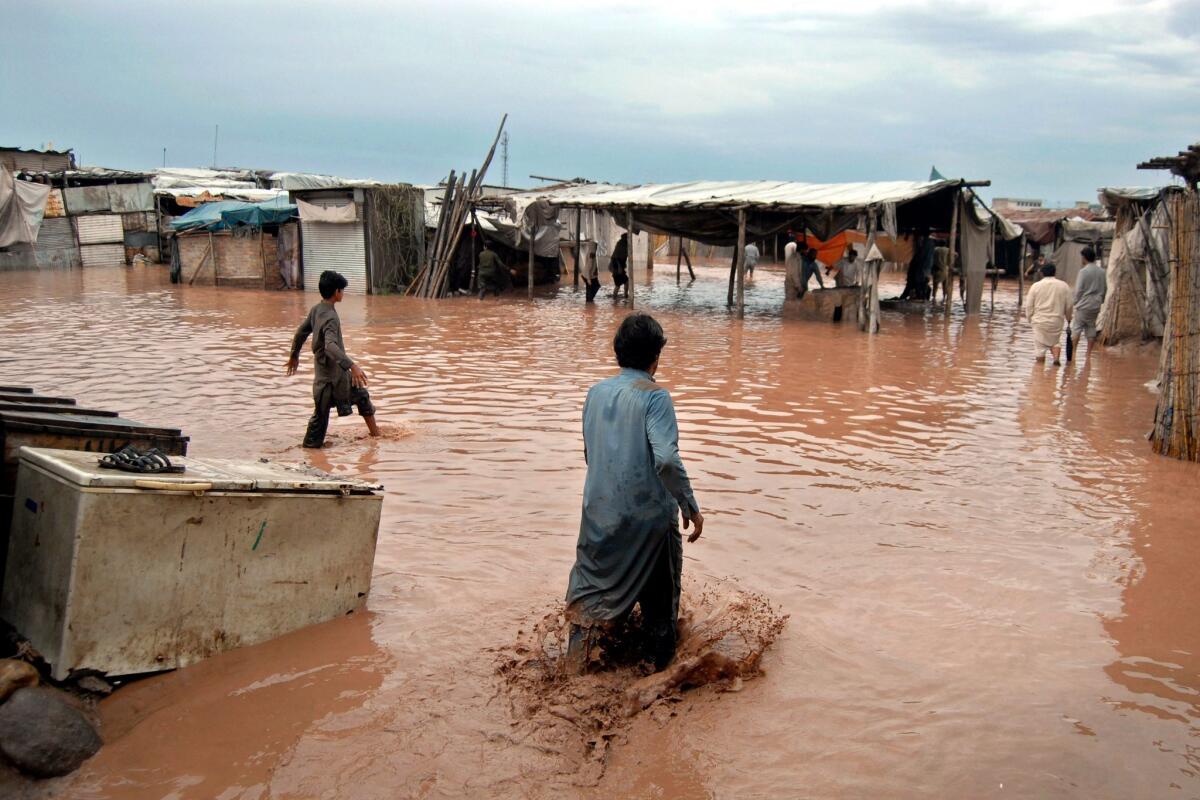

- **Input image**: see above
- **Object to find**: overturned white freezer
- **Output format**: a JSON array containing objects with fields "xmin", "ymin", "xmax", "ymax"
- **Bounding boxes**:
[{"xmin": 1, "ymin": 447, "xmax": 383, "ymax": 680}]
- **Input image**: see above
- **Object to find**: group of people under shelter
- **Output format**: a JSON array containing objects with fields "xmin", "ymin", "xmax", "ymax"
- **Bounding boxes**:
[
  {"xmin": 782, "ymin": 237, "xmax": 862, "ymax": 298},
  {"xmin": 1023, "ymin": 246, "xmax": 1107, "ymax": 365},
  {"xmin": 286, "ymin": 273, "xmax": 702, "ymax": 673}
]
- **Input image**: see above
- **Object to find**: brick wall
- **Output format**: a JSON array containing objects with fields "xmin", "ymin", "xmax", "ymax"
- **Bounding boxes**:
[{"xmin": 178, "ymin": 231, "xmax": 279, "ymax": 288}]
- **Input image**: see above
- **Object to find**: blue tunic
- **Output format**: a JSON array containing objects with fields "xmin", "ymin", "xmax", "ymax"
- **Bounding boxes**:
[{"xmin": 566, "ymin": 368, "xmax": 700, "ymax": 622}]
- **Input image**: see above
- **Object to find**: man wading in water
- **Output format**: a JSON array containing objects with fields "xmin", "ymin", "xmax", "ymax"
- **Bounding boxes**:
[
  {"xmin": 286, "ymin": 270, "xmax": 379, "ymax": 447},
  {"xmin": 566, "ymin": 313, "xmax": 704, "ymax": 672}
]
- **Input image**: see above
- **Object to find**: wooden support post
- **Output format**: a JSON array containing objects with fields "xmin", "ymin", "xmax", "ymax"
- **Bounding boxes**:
[
  {"xmin": 736, "ymin": 208, "xmax": 747, "ymax": 319},
  {"xmin": 573, "ymin": 211, "xmax": 582, "ymax": 289},
  {"xmin": 646, "ymin": 233, "xmax": 654, "ymax": 271},
  {"xmin": 946, "ymin": 192, "xmax": 960, "ymax": 313},
  {"xmin": 627, "ymin": 209, "xmax": 635, "ymax": 309},
  {"xmin": 676, "ymin": 236, "xmax": 683, "ymax": 282},
  {"xmin": 683, "ymin": 245, "xmax": 695, "ymax": 279},
  {"xmin": 527, "ymin": 219, "xmax": 535, "ymax": 299},
  {"xmin": 1017, "ymin": 232, "xmax": 1026, "ymax": 308}
]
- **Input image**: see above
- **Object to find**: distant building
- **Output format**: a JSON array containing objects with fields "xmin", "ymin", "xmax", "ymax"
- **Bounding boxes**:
[
  {"xmin": 1, "ymin": 146, "xmax": 75, "ymax": 173},
  {"xmin": 993, "ymin": 197, "xmax": 1043, "ymax": 211}
]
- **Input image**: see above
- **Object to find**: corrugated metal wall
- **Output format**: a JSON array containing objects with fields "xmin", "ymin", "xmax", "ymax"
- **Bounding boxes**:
[
  {"xmin": 301, "ymin": 221, "xmax": 367, "ymax": 295},
  {"xmin": 75, "ymin": 215, "xmax": 124, "ymax": 244},
  {"xmin": 80, "ymin": 244, "xmax": 126, "ymax": 268},
  {"xmin": 34, "ymin": 218, "xmax": 80, "ymax": 269}
]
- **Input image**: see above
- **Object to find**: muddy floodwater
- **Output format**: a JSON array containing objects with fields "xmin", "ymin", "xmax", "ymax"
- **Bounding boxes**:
[{"xmin": 2, "ymin": 263, "xmax": 1198, "ymax": 799}]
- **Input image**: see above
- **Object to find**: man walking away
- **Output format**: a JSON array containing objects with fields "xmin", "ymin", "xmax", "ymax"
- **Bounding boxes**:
[
  {"xmin": 744, "ymin": 241, "xmax": 759, "ymax": 277},
  {"xmin": 1024, "ymin": 263, "xmax": 1073, "ymax": 366},
  {"xmin": 286, "ymin": 270, "xmax": 380, "ymax": 447},
  {"xmin": 1072, "ymin": 246, "xmax": 1107, "ymax": 349},
  {"xmin": 477, "ymin": 242, "xmax": 505, "ymax": 299},
  {"xmin": 565, "ymin": 313, "xmax": 704, "ymax": 673}
]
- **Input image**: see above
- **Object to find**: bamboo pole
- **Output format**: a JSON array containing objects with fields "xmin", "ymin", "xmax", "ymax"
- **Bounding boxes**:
[
  {"xmin": 946, "ymin": 191, "xmax": 960, "ymax": 313},
  {"xmin": 736, "ymin": 209, "xmax": 746, "ymax": 319},
  {"xmin": 1017, "ymin": 232, "xmax": 1026, "ymax": 308},
  {"xmin": 682, "ymin": 244, "xmax": 695, "ymax": 279},
  {"xmin": 627, "ymin": 209, "xmax": 635, "ymax": 309},
  {"xmin": 574, "ymin": 211, "xmax": 582, "ymax": 289},
  {"xmin": 527, "ymin": 215, "xmax": 535, "ymax": 299}
]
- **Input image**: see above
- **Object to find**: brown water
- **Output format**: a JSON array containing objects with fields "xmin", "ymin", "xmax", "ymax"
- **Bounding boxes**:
[{"xmin": 2, "ymin": 263, "xmax": 1197, "ymax": 799}]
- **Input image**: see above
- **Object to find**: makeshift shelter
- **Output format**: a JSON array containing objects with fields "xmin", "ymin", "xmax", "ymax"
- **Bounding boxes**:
[
  {"xmin": 1096, "ymin": 186, "xmax": 1177, "ymax": 345},
  {"xmin": 170, "ymin": 197, "xmax": 298, "ymax": 289},
  {"xmin": 505, "ymin": 178, "xmax": 992, "ymax": 329},
  {"xmin": 1138, "ymin": 144, "xmax": 1200, "ymax": 462},
  {"xmin": 290, "ymin": 184, "xmax": 425, "ymax": 295}
]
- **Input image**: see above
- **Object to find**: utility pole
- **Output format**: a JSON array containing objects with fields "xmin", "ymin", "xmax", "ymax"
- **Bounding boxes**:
[
  {"xmin": 501, "ymin": 132, "xmax": 509, "ymax": 188},
  {"xmin": 162, "ymin": 147, "xmax": 167, "ymax": 167},
  {"xmin": 212, "ymin": 124, "xmax": 219, "ymax": 168}
]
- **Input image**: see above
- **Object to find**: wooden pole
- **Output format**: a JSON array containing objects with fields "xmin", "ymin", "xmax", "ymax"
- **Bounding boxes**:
[
  {"xmin": 1017, "ymin": 232, "xmax": 1026, "ymax": 308},
  {"xmin": 527, "ymin": 215, "xmax": 535, "ymax": 299},
  {"xmin": 736, "ymin": 208, "xmax": 746, "ymax": 319},
  {"xmin": 646, "ymin": 233, "xmax": 654, "ymax": 272},
  {"xmin": 573, "ymin": 211, "xmax": 582, "ymax": 289},
  {"xmin": 683, "ymin": 245, "xmax": 695, "ymax": 279},
  {"xmin": 946, "ymin": 190, "xmax": 960, "ymax": 313},
  {"xmin": 676, "ymin": 236, "xmax": 683, "ymax": 282},
  {"xmin": 627, "ymin": 208, "xmax": 635, "ymax": 309}
]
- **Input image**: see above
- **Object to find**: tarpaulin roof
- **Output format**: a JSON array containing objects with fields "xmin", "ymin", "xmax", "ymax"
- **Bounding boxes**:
[
  {"xmin": 1097, "ymin": 186, "xmax": 1181, "ymax": 209},
  {"xmin": 1001, "ymin": 206, "xmax": 1102, "ymax": 246},
  {"xmin": 269, "ymin": 172, "xmax": 381, "ymax": 191},
  {"xmin": 503, "ymin": 179, "xmax": 967, "ymax": 246},
  {"xmin": 170, "ymin": 197, "xmax": 296, "ymax": 232},
  {"xmin": 514, "ymin": 179, "xmax": 958, "ymax": 213}
]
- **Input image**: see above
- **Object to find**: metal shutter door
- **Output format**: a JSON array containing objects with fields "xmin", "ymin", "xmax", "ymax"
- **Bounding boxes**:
[
  {"xmin": 301, "ymin": 220, "xmax": 367, "ymax": 294},
  {"xmin": 80, "ymin": 244, "xmax": 126, "ymax": 267},
  {"xmin": 75, "ymin": 215, "xmax": 124, "ymax": 244}
]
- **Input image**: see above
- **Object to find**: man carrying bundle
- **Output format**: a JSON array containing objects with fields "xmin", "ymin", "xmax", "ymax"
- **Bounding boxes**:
[{"xmin": 565, "ymin": 313, "xmax": 704, "ymax": 673}]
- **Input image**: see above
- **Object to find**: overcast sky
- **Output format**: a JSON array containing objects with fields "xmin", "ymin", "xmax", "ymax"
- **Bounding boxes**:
[{"xmin": 4, "ymin": 0, "xmax": 1197, "ymax": 204}]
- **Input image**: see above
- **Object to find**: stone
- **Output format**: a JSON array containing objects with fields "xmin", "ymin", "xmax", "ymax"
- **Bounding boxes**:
[
  {"xmin": 0, "ymin": 687, "xmax": 101, "ymax": 778},
  {"xmin": 74, "ymin": 675, "xmax": 112, "ymax": 697},
  {"xmin": 0, "ymin": 660, "xmax": 38, "ymax": 704}
]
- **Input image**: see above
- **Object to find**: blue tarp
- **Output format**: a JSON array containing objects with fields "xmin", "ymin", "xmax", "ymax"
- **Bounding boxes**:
[{"xmin": 171, "ymin": 196, "xmax": 296, "ymax": 232}]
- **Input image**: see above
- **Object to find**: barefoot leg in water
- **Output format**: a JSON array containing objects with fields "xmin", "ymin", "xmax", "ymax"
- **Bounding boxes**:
[{"xmin": 364, "ymin": 414, "xmax": 380, "ymax": 437}]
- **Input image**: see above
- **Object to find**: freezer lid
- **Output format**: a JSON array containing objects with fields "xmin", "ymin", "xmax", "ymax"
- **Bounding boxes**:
[{"xmin": 17, "ymin": 448, "xmax": 382, "ymax": 494}]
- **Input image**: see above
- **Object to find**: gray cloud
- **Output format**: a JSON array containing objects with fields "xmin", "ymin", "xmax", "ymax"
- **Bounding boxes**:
[{"xmin": 1, "ymin": 1, "xmax": 1196, "ymax": 202}]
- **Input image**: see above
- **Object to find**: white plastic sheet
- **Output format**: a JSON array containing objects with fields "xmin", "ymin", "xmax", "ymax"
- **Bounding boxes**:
[{"xmin": 0, "ymin": 168, "xmax": 52, "ymax": 247}]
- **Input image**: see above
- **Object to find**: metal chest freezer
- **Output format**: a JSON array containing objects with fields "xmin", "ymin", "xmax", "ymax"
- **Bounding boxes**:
[{"xmin": 1, "ymin": 447, "xmax": 383, "ymax": 680}]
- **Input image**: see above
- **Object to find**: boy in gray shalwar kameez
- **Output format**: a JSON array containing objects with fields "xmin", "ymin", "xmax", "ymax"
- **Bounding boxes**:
[{"xmin": 286, "ymin": 270, "xmax": 379, "ymax": 448}]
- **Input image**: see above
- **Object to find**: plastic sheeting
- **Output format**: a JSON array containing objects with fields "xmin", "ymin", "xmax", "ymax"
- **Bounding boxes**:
[
  {"xmin": 170, "ymin": 198, "xmax": 298, "ymax": 232},
  {"xmin": 297, "ymin": 199, "xmax": 357, "ymax": 224},
  {"xmin": 107, "ymin": 183, "xmax": 155, "ymax": 213},
  {"xmin": 0, "ymin": 168, "xmax": 51, "ymax": 247},
  {"xmin": 269, "ymin": 172, "xmax": 380, "ymax": 191},
  {"xmin": 958, "ymin": 194, "xmax": 992, "ymax": 314}
]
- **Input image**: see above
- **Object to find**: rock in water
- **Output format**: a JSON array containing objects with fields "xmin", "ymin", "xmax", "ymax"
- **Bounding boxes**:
[
  {"xmin": 0, "ymin": 660, "xmax": 39, "ymax": 703},
  {"xmin": 0, "ymin": 687, "xmax": 101, "ymax": 777}
]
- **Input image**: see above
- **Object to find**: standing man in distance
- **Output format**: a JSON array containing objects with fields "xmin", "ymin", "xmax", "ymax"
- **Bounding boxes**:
[
  {"xmin": 286, "ymin": 270, "xmax": 380, "ymax": 447},
  {"xmin": 1072, "ymin": 246, "xmax": 1107, "ymax": 351},
  {"xmin": 566, "ymin": 313, "xmax": 703, "ymax": 673},
  {"xmin": 744, "ymin": 241, "xmax": 760, "ymax": 278},
  {"xmin": 830, "ymin": 246, "xmax": 861, "ymax": 288},
  {"xmin": 610, "ymin": 233, "xmax": 631, "ymax": 299},
  {"xmin": 1024, "ymin": 263, "xmax": 1073, "ymax": 366}
]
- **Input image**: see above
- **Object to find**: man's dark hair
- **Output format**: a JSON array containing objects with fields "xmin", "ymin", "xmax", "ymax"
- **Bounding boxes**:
[
  {"xmin": 806, "ymin": 248, "xmax": 818, "ymax": 258},
  {"xmin": 1042, "ymin": 264, "xmax": 1057, "ymax": 277},
  {"xmin": 1081, "ymin": 245, "xmax": 1096, "ymax": 262},
  {"xmin": 613, "ymin": 313, "xmax": 667, "ymax": 370},
  {"xmin": 318, "ymin": 270, "xmax": 348, "ymax": 299}
]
